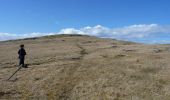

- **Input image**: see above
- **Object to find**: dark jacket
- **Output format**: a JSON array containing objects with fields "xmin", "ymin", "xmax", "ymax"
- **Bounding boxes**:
[{"xmin": 18, "ymin": 48, "xmax": 26, "ymax": 59}]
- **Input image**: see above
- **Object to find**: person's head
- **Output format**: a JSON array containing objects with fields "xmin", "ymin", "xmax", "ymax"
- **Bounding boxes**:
[{"xmin": 20, "ymin": 44, "xmax": 24, "ymax": 48}]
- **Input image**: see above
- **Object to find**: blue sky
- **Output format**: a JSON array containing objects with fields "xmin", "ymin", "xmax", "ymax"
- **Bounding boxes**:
[{"xmin": 0, "ymin": 0, "xmax": 170, "ymax": 43}]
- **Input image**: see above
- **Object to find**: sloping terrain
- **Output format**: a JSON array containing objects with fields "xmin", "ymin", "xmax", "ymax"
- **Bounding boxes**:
[{"xmin": 0, "ymin": 35, "xmax": 170, "ymax": 100}]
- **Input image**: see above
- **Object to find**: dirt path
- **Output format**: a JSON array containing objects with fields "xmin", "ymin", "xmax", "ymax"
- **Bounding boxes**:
[{"xmin": 54, "ymin": 43, "xmax": 88, "ymax": 99}]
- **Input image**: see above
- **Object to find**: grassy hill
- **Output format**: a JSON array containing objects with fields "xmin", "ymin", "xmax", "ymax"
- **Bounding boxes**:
[{"xmin": 0, "ymin": 34, "xmax": 170, "ymax": 100}]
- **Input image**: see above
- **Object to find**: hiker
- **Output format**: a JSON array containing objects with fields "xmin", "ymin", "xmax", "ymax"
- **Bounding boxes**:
[{"xmin": 18, "ymin": 44, "xmax": 26, "ymax": 67}]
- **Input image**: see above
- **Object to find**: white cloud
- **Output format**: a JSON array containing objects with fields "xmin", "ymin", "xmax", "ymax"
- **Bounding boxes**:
[
  {"xmin": 59, "ymin": 28, "xmax": 86, "ymax": 35},
  {"xmin": 0, "ymin": 33, "xmax": 18, "ymax": 41},
  {"xmin": 0, "ymin": 32, "xmax": 55, "ymax": 41},
  {"xmin": 58, "ymin": 24, "xmax": 170, "ymax": 40},
  {"xmin": 151, "ymin": 40, "xmax": 170, "ymax": 44},
  {"xmin": 0, "ymin": 24, "xmax": 170, "ymax": 43}
]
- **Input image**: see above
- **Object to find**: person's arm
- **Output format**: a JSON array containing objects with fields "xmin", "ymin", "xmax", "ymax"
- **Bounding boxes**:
[
  {"xmin": 18, "ymin": 49, "xmax": 20, "ymax": 55},
  {"xmin": 24, "ymin": 49, "xmax": 26, "ymax": 55},
  {"xmin": 18, "ymin": 49, "xmax": 20, "ymax": 59}
]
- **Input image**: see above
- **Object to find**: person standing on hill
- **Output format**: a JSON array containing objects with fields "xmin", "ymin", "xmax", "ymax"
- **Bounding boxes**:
[{"xmin": 18, "ymin": 44, "xmax": 26, "ymax": 67}]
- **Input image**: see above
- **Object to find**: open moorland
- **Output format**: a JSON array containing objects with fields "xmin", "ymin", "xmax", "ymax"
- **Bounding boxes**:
[{"xmin": 0, "ymin": 35, "xmax": 170, "ymax": 100}]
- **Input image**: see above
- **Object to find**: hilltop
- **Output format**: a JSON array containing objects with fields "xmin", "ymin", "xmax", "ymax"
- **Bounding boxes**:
[{"xmin": 0, "ymin": 34, "xmax": 170, "ymax": 100}]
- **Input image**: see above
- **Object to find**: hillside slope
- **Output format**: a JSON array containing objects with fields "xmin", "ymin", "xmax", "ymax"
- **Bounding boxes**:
[{"xmin": 0, "ymin": 35, "xmax": 170, "ymax": 100}]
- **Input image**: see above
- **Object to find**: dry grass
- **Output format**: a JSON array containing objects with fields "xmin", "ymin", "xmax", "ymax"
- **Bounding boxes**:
[{"xmin": 0, "ymin": 35, "xmax": 170, "ymax": 100}]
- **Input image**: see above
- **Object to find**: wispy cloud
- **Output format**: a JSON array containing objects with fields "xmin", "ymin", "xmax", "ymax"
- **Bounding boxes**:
[
  {"xmin": 0, "ymin": 32, "xmax": 55, "ymax": 41},
  {"xmin": 58, "ymin": 24, "xmax": 170, "ymax": 43},
  {"xmin": 1, "ymin": 24, "xmax": 170, "ymax": 43},
  {"xmin": 59, "ymin": 24, "xmax": 170, "ymax": 38}
]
